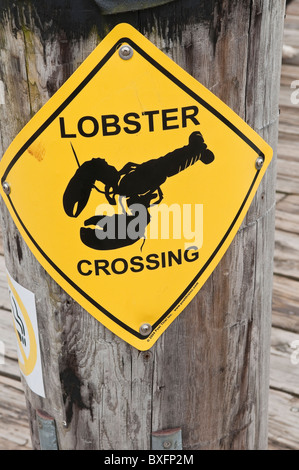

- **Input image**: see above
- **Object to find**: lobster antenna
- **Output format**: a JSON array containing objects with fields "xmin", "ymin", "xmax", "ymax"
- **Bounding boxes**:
[{"xmin": 70, "ymin": 142, "xmax": 80, "ymax": 168}]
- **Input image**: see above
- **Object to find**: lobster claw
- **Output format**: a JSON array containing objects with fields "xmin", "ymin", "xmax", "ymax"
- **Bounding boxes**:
[
  {"xmin": 63, "ymin": 158, "xmax": 120, "ymax": 217},
  {"xmin": 80, "ymin": 210, "xmax": 151, "ymax": 250},
  {"xmin": 63, "ymin": 166, "xmax": 94, "ymax": 217}
]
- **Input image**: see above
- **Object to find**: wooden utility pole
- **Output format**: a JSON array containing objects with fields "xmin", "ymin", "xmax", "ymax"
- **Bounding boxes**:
[{"xmin": 0, "ymin": 0, "xmax": 285, "ymax": 450}]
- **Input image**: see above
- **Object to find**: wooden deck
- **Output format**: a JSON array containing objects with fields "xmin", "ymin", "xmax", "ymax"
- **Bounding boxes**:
[
  {"xmin": 268, "ymin": 0, "xmax": 299, "ymax": 451},
  {"xmin": 0, "ymin": 2, "xmax": 299, "ymax": 451}
]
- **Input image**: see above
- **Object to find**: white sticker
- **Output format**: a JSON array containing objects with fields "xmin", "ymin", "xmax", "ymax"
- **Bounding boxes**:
[{"xmin": 7, "ymin": 270, "xmax": 45, "ymax": 398}]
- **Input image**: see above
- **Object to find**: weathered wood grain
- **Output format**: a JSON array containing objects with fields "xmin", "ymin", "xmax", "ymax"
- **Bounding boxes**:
[
  {"xmin": 272, "ymin": 275, "xmax": 299, "ymax": 333},
  {"xmin": 0, "ymin": 0, "xmax": 285, "ymax": 450},
  {"xmin": 278, "ymin": 133, "xmax": 299, "ymax": 159},
  {"xmin": 279, "ymin": 84, "xmax": 299, "ymax": 109},
  {"xmin": 279, "ymin": 108, "xmax": 299, "ymax": 132},
  {"xmin": 280, "ymin": 64, "xmax": 299, "ymax": 86},
  {"xmin": 277, "ymin": 157, "xmax": 299, "ymax": 175},
  {"xmin": 278, "ymin": 64, "xmax": 299, "ymax": 137},
  {"xmin": 275, "ymin": 193, "xmax": 286, "ymax": 204},
  {"xmin": 274, "ymin": 230, "xmax": 299, "ymax": 280},
  {"xmin": 277, "ymin": 175, "xmax": 299, "ymax": 197},
  {"xmin": 268, "ymin": 389, "xmax": 299, "ymax": 451},
  {"xmin": 0, "ymin": 307, "xmax": 21, "ymax": 380},
  {"xmin": 270, "ymin": 6, "xmax": 299, "ymax": 449},
  {"xmin": 0, "ymin": 375, "xmax": 31, "ymax": 450},
  {"xmin": 283, "ymin": 26, "xmax": 299, "ymax": 49},
  {"xmin": 275, "ymin": 195, "xmax": 299, "ymax": 234},
  {"xmin": 0, "ymin": 255, "xmax": 11, "ymax": 311},
  {"xmin": 270, "ymin": 327, "xmax": 299, "ymax": 396},
  {"xmin": 268, "ymin": 324, "xmax": 299, "ymax": 450},
  {"xmin": 287, "ymin": 0, "xmax": 299, "ymax": 16},
  {"xmin": 276, "ymin": 176, "xmax": 299, "ymax": 195}
]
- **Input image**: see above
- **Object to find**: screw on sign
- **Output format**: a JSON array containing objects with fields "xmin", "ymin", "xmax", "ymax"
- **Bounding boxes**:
[
  {"xmin": 119, "ymin": 44, "xmax": 134, "ymax": 60},
  {"xmin": 255, "ymin": 156, "xmax": 264, "ymax": 170},
  {"xmin": 139, "ymin": 323, "xmax": 152, "ymax": 336},
  {"xmin": 2, "ymin": 181, "xmax": 10, "ymax": 195}
]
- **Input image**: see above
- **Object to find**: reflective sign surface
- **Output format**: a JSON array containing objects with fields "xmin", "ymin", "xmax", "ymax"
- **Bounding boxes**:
[{"xmin": 0, "ymin": 24, "xmax": 272, "ymax": 350}]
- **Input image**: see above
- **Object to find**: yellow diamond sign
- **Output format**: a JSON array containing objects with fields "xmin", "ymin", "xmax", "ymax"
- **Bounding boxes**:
[{"xmin": 0, "ymin": 24, "xmax": 272, "ymax": 350}]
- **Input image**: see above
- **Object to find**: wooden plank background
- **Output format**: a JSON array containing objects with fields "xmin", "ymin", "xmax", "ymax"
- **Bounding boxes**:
[{"xmin": 268, "ymin": 0, "xmax": 299, "ymax": 451}]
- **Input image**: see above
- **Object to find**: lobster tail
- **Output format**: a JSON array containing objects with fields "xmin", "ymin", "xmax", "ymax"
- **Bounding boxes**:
[{"xmin": 162, "ymin": 131, "xmax": 214, "ymax": 178}]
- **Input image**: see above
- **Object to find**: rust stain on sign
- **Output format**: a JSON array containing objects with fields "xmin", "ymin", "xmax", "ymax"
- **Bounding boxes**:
[{"xmin": 27, "ymin": 141, "xmax": 46, "ymax": 162}]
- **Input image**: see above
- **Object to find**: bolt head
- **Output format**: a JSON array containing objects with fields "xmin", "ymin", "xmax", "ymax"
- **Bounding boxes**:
[
  {"xmin": 2, "ymin": 181, "xmax": 10, "ymax": 195},
  {"xmin": 255, "ymin": 156, "xmax": 264, "ymax": 170},
  {"xmin": 139, "ymin": 323, "xmax": 152, "ymax": 336},
  {"xmin": 163, "ymin": 440, "xmax": 172, "ymax": 449},
  {"xmin": 119, "ymin": 44, "xmax": 133, "ymax": 60}
]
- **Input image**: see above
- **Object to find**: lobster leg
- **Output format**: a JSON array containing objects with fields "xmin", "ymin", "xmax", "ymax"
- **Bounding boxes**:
[{"xmin": 151, "ymin": 187, "xmax": 163, "ymax": 206}]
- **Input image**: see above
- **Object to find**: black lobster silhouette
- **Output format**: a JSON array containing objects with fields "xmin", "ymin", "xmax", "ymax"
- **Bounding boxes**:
[{"xmin": 63, "ymin": 131, "xmax": 215, "ymax": 250}]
